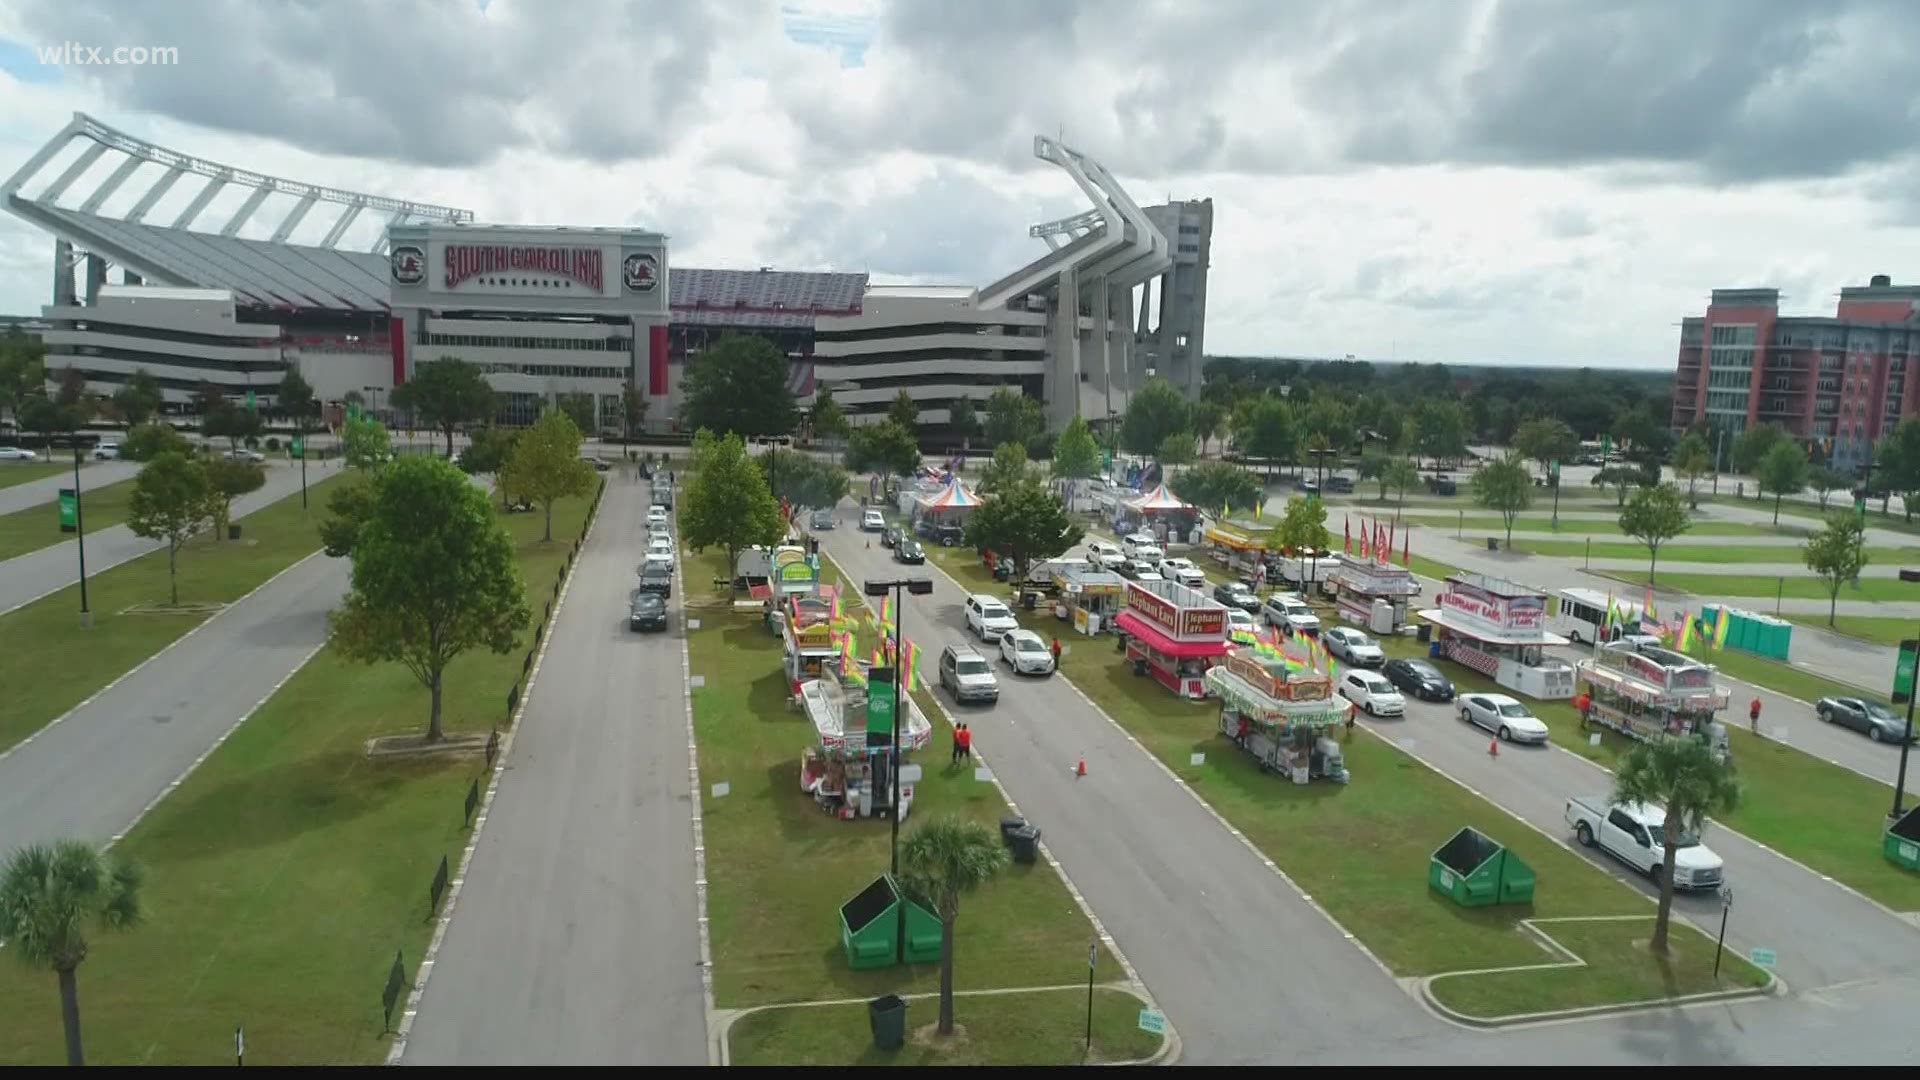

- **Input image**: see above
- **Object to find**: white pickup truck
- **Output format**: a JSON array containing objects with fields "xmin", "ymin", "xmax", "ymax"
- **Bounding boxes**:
[{"xmin": 1564, "ymin": 796, "xmax": 1725, "ymax": 891}]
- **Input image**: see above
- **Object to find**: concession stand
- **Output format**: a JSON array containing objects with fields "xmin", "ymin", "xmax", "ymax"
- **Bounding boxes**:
[
  {"xmin": 1329, "ymin": 553, "xmax": 1419, "ymax": 633},
  {"xmin": 1113, "ymin": 578, "xmax": 1231, "ymax": 699},
  {"xmin": 1201, "ymin": 518, "xmax": 1274, "ymax": 581},
  {"xmin": 1419, "ymin": 573, "xmax": 1575, "ymax": 700},
  {"xmin": 1207, "ymin": 647, "xmax": 1351, "ymax": 784},
  {"xmin": 1576, "ymin": 641, "xmax": 1731, "ymax": 758},
  {"xmin": 1052, "ymin": 563, "xmax": 1127, "ymax": 635},
  {"xmin": 796, "ymin": 674, "xmax": 935, "ymax": 822},
  {"xmin": 781, "ymin": 594, "xmax": 843, "ymax": 683}
]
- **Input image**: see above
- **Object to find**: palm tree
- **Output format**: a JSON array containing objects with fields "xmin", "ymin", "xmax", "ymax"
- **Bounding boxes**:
[
  {"xmin": 898, "ymin": 817, "xmax": 1010, "ymax": 1036},
  {"xmin": 0, "ymin": 841, "xmax": 143, "ymax": 1065},
  {"xmin": 1611, "ymin": 736, "xmax": 1739, "ymax": 955}
]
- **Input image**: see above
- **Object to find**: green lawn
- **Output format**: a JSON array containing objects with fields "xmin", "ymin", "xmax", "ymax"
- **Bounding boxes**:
[
  {"xmin": 1051, "ymin": 644, "xmax": 1767, "ymax": 1017},
  {"xmin": 1408, "ymin": 553, "xmax": 1463, "ymax": 584},
  {"xmin": 1786, "ymin": 615, "xmax": 1915, "ymax": 649},
  {"xmin": 1605, "ymin": 570, "xmax": 1915, "ymax": 604},
  {"xmin": 689, "ymin": 546, "xmax": 1123, "ymax": 1010},
  {"xmin": 1675, "ymin": 639, "xmax": 1877, "ymax": 702},
  {"xmin": 727, "ymin": 987, "xmax": 1162, "ymax": 1065},
  {"xmin": 0, "ymin": 490, "xmax": 594, "ymax": 1066},
  {"xmin": 1426, "ymin": 916, "xmax": 1767, "ymax": 1020},
  {"xmin": 1397, "ymin": 514, "xmax": 1777, "ymax": 538},
  {"xmin": 0, "ymin": 476, "xmax": 339, "ymax": 755},
  {"xmin": 0, "ymin": 460, "xmax": 74, "ymax": 490},
  {"xmin": 0, "ymin": 476, "xmax": 138, "ymax": 561},
  {"xmin": 1378, "ymin": 635, "xmax": 1920, "ymax": 913},
  {"xmin": 1510, "ymin": 539, "xmax": 1919, "ymax": 564}
]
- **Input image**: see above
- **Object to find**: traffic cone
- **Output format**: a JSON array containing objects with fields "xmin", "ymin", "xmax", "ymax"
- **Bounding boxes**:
[
  {"xmin": 1075, "ymin": 756, "xmax": 1087, "ymax": 778},
  {"xmin": 1488, "ymin": 737, "xmax": 1499, "ymax": 758}
]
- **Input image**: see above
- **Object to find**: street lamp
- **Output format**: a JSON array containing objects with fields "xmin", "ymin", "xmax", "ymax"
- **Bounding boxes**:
[
  {"xmin": 863, "ymin": 575, "xmax": 934, "ymax": 876},
  {"xmin": 1893, "ymin": 568, "xmax": 1920, "ymax": 819},
  {"xmin": 70, "ymin": 438, "xmax": 90, "ymax": 629}
]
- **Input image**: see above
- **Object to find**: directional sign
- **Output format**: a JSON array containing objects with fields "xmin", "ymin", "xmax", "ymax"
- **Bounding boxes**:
[
  {"xmin": 1088, "ymin": 941, "xmax": 1099, "ymax": 971},
  {"xmin": 1137, "ymin": 1008, "xmax": 1167, "ymax": 1035},
  {"xmin": 1749, "ymin": 947, "xmax": 1777, "ymax": 969},
  {"xmin": 899, "ymin": 764, "xmax": 923, "ymax": 784}
]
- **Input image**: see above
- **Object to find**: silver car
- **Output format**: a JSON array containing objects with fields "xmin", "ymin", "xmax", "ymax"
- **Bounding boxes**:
[{"xmin": 939, "ymin": 644, "xmax": 1000, "ymax": 703}]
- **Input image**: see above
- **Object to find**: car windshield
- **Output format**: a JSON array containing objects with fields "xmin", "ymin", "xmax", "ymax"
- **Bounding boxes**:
[
  {"xmin": 1408, "ymin": 662, "xmax": 1440, "ymax": 678},
  {"xmin": 956, "ymin": 658, "xmax": 989, "ymax": 675},
  {"xmin": 1016, "ymin": 638, "xmax": 1045, "ymax": 652},
  {"xmin": 1645, "ymin": 824, "xmax": 1700, "ymax": 849},
  {"xmin": 1865, "ymin": 702, "xmax": 1897, "ymax": 720},
  {"xmin": 633, "ymin": 595, "xmax": 662, "ymax": 609},
  {"xmin": 1496, "ymin": 703, "xmax": 1532, "ymax": 719},
  {"xmin": 981, "ymin": 603, "xmax": 1010, "ymax": 619}
]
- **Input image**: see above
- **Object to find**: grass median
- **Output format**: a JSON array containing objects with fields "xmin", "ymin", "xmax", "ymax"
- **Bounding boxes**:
[
  {"xmin": 1606, "ymin": 570, "xmax": 1917, "ymax": 604},
  {"xmin": 727, "ymin": 986, "xmax": 1160, "ymax": 1065},
  {"xmin": 1377, "ymin": 635, "xmax": 1920, "ymax": 913},
  {"xmin": 1397, "ymin": 514, "xmax": 1777, "ymax": 538},
  {"xmin": 687, "ymin": 546, "xmax": 1124, "ymax": 1014},
  {"xmin": 1510, "ymin": 539, "xmax": 1919, "ymax": 564},
  {"xmin": 0, "ymin": 491, "xmax": 592, "ymax": 1065},
  {"xmin": 0, "ymin": 460, "xmax": 74, "ymax": 490},
  {"xmin": 0, "ymin": 475, "xmax": 339, "ymax": 755},
  {"xmin": 0, "ymin": 476, "xmax": 138, "ymax": 561},
  {"xmin": 1786, "ymin": 615, "xmax": 1913, "ymax": 649}
]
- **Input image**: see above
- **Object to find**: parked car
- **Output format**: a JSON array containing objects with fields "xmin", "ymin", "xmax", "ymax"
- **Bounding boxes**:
[
  {"xmin": 882, "ymin": 525, "xmax": 903, "ymax": 548},
  {"xmin": 1227, "ymin": 608, "xmax": 1256, "ymax": 636},
  {"xmin": 1085, "ymin": 540, "xmax": 1125, "ymax": 568},
  {"xmin": 1458, "ymin": 693, "xmax": 1549, "ymax": 744},
  {"xmin": 91, "ymin": 442, "xmax": 121, "ymax": 460},
  {"xmin": 226, "ymin": 448, "xmax": 267, "ymax": 463},
  {"xmin": 1324, "ymin": 474, "xmax": 1354, "ymax": 494},
  {"xmin": 1259, "ymin": 592, "xmax": 1319, "ymax": 637},
  {"xmin": 1297, "ymin": 479, "xmax": 1320, "ymax": 499},
  {"xmin": 1118, "ymin": 559, "xmax": 1161, "ymax": 582},
  {"xmin": 861, "ymin": 508, "xmax": 886, "ymax": 531},
  {"xmin": 1815, "ymin": 696, "xmax": 1917, "ymax": 742},
  {"xmin": 1130, "ymin": 542, "xmax": 1165, "ymax": 566},
  {"xmin": 1214, "ymin": 580, "xmax": 1260, "ymax": 613},
  {"xmin": 647, "ymin": 506, "xmax": 668, "ymax": 526},
  {"xmin": 1426, "ymin": 474, "xmax": 1457, "ymax": 496},
  {"xmin": 1383, "ymin": 657, "xmax": 1455, "ymax": 702},
  {"xmin": 938, "ymin": 644, "xmax": 1000, "ymax": 703},
  {"xmin": 999, "ymin": 628, "xmax": 1056, "ymax": 675},
  {"xmin": 1338, "ymin": 669, "xmax": 1405, "ymax": 717},
  {"xmin": 646, "ymin": 538, "xmax": 675, "ymax": 568},
  {"xmin": 1565, "ymin": 797, "xmax": 1724, "ymax": 891},
  {"xmin": 809, "ymin": 508, "xmax": 835, "ymax": 531},
  {"xmin": 1323, "ymin": 626, "xmax": 1384, "ymax": 667},
  {"xmin": 628, "ymin": 590, "xmax": 668, "ymax": 632},
  {"xmin": 581, "ymin": 456, "xmax": 612, "ymax": 472},
  {"xmin": 1157, "ymin": 556, "xmax": 1206, "ymax": 589},
  {"xmin": 0, "ymin": 447, "xmax": 38, "ymax": 461},
  {"xmin": 964, "ymin": 593, "xmax": 1020, "ymax": 642},
  {"xmin": 1121, "ymin": 533, "xmax": 1162, "ymax": 560},
  {"xmin": 894, "ymin": 538, "xmax": 926, "ymax": 565},
  {"xmin": 637, "ymin": 564, "xmax": 673, "ymax": 599}
]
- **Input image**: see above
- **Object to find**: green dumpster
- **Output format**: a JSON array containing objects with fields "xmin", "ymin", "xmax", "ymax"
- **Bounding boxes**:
[
  {"xmin": 1430, "ymin": 827, "xmax": 1536, "ymax": 908},
  {"xmin": 840, "ymin": 876, "xmax": 900, "ymax": 969},
  {"xmin": 901, "ymin": 889, "xmax": 943, "ymax": 965},
  {"xmin": 869, "ymin": 994, "xmax": 908, "ymax": 1050},
  {"xmin": 1886, "ymin": 807, "xmax": 1920, "ymax": 873}
]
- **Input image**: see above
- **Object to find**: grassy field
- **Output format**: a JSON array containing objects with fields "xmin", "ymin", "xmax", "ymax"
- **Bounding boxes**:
[
  {"xmin": 0, "ymin": 476, "xmax": 338, "ymax": 755},
  {"xmin": 1398, "ymin": 514, "xmax": 1779, "ymax": 539},
  {"xmin": 1376, "ymin": 635, "xmax": 1920, "ymax": 912},
  {"xmin": 689, "ymin": 546, "xmax": 1124, "ymax": 1011},
  {"xmin": 0, "ymin": 476, "xmax": 138, "ymax": 561},
  {"xmin": 1676, "ymin": 639, "xmax": 1877, "ymax": 702},
  {"xmin": 0, "ymin": 491, "xmax": 593, "ymax": 1066},
  {"xmin": 1051, "ymin": 642, "xmax": 1762, "ymax": 1017},
  {"xmin": 1426, "ymin": 916, "xmax": 1767, "ymax": 1020},
  {"xmin": 727, "ymin": 987, "xmax": 1162, "ymax": 1065},
  {"xmin": 1786, "ymin": 614, "xmax": 1914, "ymax": 649},
  {"xmin": 1604, "ymin": 570, "xmax": 1915, "ymax": 604},
  {"xmin": 1509, "ymin": 538, "xmax": 1919, "ymax": 564},
  {"xmin": 0, "ymin": 460, "xmax": 74, "ymax": 490}
]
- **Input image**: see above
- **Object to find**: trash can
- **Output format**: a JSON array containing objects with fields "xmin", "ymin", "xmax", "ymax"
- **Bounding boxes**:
[
  {"xmin": 1428, "ymin": 640, "xmax": 1444, "ymax": 659},
  {"xmin": 1886, "ymin": 807, "xmax": 1920, "ymax": 873},
  {"xmin": 869, "ymin": 994, "xmax": 908, "ymax": 1051},
  {"xmin": 1000, "ymin": 817, "xmax": 1028, "ymax": 845},
  {"xmin": 1009, "ymin": 824, "xmax": 1041, "ymax": 865},
  {"xmin": 1429, "ymin": 826, "xmax": 1535, "ymax": 908},
  {"xmin": 1416, "ymin": 622, "xmax": 1432, "ymax": 643},
  {"xmin": 228, "ymin": 524, "xmax": 242, "ymax": 540},
  {"xmin": 839, "ymin": 876, "xmax": 901, "ymax": 969},
  {"xmin": 1485, "ymin": 537, "xmax": 1499, "ymax": 552}
]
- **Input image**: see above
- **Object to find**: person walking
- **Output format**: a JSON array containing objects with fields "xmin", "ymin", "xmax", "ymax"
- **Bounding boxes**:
[
  {"xmin": 956, "ymin": 723, "xmax": 973, "ymax": 762},
  {"xmin": 1749, "ymin": 696, "xmax": 1763, "ymax": 735},
  {"xmin": 1050, "ymin": 637, "xmax": 1063, "ymax": 671},
  {"xmin": 951, "ymin": 722, "xmax": 965, "ymax": 765}
]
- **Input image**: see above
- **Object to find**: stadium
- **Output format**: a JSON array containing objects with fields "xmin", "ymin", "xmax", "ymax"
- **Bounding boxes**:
[{"xmin": 2, "ymin": 113, "xmax": 1210, "ymax": 436}]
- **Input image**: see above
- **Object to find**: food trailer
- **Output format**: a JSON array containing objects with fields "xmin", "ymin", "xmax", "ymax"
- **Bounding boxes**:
[
  {"xmin": 1575, "ymin": 641, "xmax": 1731, "ymax": 758},
  {"xmin": 1206, "ymin": 647, "xmax": 1351, "ymax": 784},
  {"xmin": 1052, "ymin": 563, "xmax": 1127, "ymax": 635},
  {"xmin": 796, "ymin": 674, "xmax": 934, "ymax": 822},
  {"xmin": 782, "ymin": 594, "xmax": 842, "ymax": 683},
  {"xmin": 1114, "ymin": 578, "xmax": 1231, "ymax": 698},
  {"xmin": 1329, "ymin": 554, "xmax": 1419, "ymax": 633},
  {"xmin": 1201, "ymin": 518, "xmax": 1273, "ymax": 580},
  {"xmin": 1418, "ymin": 573, "xmax": 1576, "ymax": 700}
]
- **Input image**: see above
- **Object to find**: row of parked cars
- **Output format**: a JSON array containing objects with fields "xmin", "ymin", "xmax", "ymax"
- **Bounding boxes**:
[{"xmin": 629, "ymin": 500, "xmax": 674, "ymax": 632}]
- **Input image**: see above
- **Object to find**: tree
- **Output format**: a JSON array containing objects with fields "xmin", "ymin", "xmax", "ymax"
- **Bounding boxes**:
[
  {"xmin": 1513, "ymin": 417, "xmax": 1578, "ymax": 481},
  {"xmin": 330, "ymin": 456, "xmax": 530, "ymax": 742},
  {"xmin": 810, "ymin": 391, "xmax": 849, "ymax": 443},
  {"xmin": 1876, "ymin": 417, "xmax": 1920, "ymax": 522},
  {"xmin": 1803, "ymin": 512, "xmax": 1869, "ymax": 626},
  {"xmin": 390, "ymin": 357, "xmax": 496, "ymax": 456},
  {"xmin": 1120, "ymin": 378, "xmax": 1190, "ymax": 458},
  {"xmin": 1807, "ymin": 464, "xmax": 1851, "ymax": 512},
  {"xmin": 963, "ymin": 475, "xmax": 1083, "ymax": 581},
  {"xmin": 982, "ymin": 387, "xmax": 1044, "ymax": 449},
  {"xmin": 1592, "ymin": 464, "xmax": 1639, "ymax": 508},
  {"xmin": 342, "ymin": 414, "xmax": 392, "ymax": 469},
  {"xmin": 1756, "ymin": 440, "xmax": 1810, "ymax": 525},
  {"xmin": 759, "ymin": 447, "xmax": 848, "ymax": 512},
  {"xmin": 1234, "ymin": 395, "xmax": 1297, "ymax": 481},
  {"xmin": 1671, "ymin": 432, "xmax": 1712, "ymax": 508},
  {"xmin": 1612, "ymin": 402, "xmax": 1670, "ymax": 459},
  {"xmin": 621, "ymin": 386, "xmax": 649, "ymax": 441},
  {"xmin": 112, "ymin": 368, "xmax": 164, "ymax": 429},
  {"xmin": 1171, "ymin": 460, "xmax": 1260, "ymax": 517},
  {"xmin": 1619, "ymin": 483, "xmax": 1690, "ymax": 586},
  {"xmin": 126, "ymin": 452, "xmax": 212, "ymax": 606},
  {"xmin": 553, "ymin": 392, "xmax": 596, "ymax": 434},
  {"xmin": 0, "ymin": 327, "xmax": 48, "ymax": 428},
  {"xmin": 1358, "ymin": 448, "xmax": 1392, "ymax": 500},
  {"xmin": 276, "ymin": 368, "xmax": 319, "ymax": 434},
  {"xmin": 203, "ymin": 456, "xmax": 266, "ymax": 541},
  {"xmin": 1157, "ymin": 431, "xmax": 1197, "ymax": 467},
  {"xmin": 1190, "ymin": 400, "xmax": 1225, "ymax": 456},
  {"xmin": 0, "ymin": 840, "xmax": 142, "ymax": 1066},
  {"xmin": 199, "ymin": 390, "xmax": 262, "ymax": 452},
  {"xmin": 898, "ymin": 816, "xmax": 1010, "ymax": 1037},
  {"xmin": 679, "ymin": 334, "xmax": 799, "ymax": 437},
  {"xmin": 1051, "ymin": 415, "xmax": 1101, "ymax": 480},
  {"xmin": 121, "ymin": 422, "xmax": 190, "ymax": 462},
  {"xmin": 1611, "ymin": 736, "xmax": 1740, "ymax": 955},
  {"xmin": 459, "ymin": 426, "xmax": 521, "ymax": 490},
  {"xmin": 318, "ymin": 472, "xmax": 377, "ymax": 558},
  {"xmin": 1382, "ymin": 456, "xmax": 1422, "ymax": 510},
  {"xmin": 978, "ymin": 441, "xmax": 1036, "ymax": 494},
  {"xmin": 888, "ymin": 389, "xmax": 922, "ymax": 433},
  {"xmin": 683, "ymin": 430, "xmax": 786, "ymax": 595},
  {"xmin": 18, "ymin": 367, "xmax": 90, "ymax": 445},
  {"xmin": 500, "ymin": 407, "xmax": 594, "ymax": 542},
  {"xmin": 1303, "ymin": 397, "xmax": 1353, "ymax": 452},
  {"xmin": 944, "ymin": 395, "xmax": 977, "ymax": 444},
  {"xmin": 1267, "ymin": 494, "xmax": 1331, "ymax": 555},
  {"xmin": 1730, "ymin": 422, "xmax": 1788, "ymax": 475},
  {"xmin": 1471, "ymin": 453, "xmax": 1533, "ymax": 543},
  {"xmin": 845, "ymin": 421, "xmax": 922, "ymax": 486},
  {"xmin": 1411, "ymin": 399, "xmax": 1470, "ymax": 465}
]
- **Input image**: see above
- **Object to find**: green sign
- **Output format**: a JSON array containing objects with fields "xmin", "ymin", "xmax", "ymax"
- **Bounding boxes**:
[
  {"xmin": 57, "ymin": 488, "xmax": 77, "ymax": 533},
  {"xmin": 1895, "ymin": 639, "xmax": 1919, "ymax": 705},
  {"xmin": 1601, "ymin": 434, "xmax": 1613, "ymax": 456},
  {"xmin": 1137, "ymin": 1008, "xmax": 1167, "ymax": 1036},
  {"xmin": 290, "ymin": 434, "xmax": 305, "ymax": 460},
  {"xmin": 245, "ymin": 389, "xmax": 257, "ymax": 413},
  {"xmin": 866, "ymin": 668, "xmax": 897, "ymax": 738},
  {"xmin": 1749, "ymin": 948, "xmax": 1777, "ymax": 969}
]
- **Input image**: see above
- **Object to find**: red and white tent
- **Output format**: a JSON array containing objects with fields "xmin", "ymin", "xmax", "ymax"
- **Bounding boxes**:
[{"xmin": 1125, "ymin": 483, "xmax": 1192, "ymax": 514}]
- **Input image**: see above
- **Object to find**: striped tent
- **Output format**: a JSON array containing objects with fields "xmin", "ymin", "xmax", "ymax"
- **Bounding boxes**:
[{"xmin": 918, "ymin": 477, "xmax": 983, "ymax": 513}]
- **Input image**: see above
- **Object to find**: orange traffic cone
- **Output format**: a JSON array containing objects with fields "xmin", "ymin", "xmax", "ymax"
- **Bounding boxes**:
[
  {"xmin": 1488, "ymin": 737, "xmax": 1499, "ymax": 758},
  {"xmin": 1075, "ymin": 756, "xmax": 1087, "ymax": 778}
]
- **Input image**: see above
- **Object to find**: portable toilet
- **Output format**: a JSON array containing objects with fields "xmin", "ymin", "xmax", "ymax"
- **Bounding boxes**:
[
  {"xmin": 1728, "ymin": 609, "xmax": 1755, "ymax": 653},
  {"xmin": 1772, "ymin": 618, "xmax": 1795, "ymax": 661}
]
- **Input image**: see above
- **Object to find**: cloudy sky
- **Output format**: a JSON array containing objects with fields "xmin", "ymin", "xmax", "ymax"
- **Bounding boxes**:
[{"xmin": 0, "ymin": 0, "xmax": 1916, "ymax": 369}]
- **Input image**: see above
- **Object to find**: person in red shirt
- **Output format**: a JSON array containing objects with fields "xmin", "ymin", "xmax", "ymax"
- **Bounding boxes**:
[
  {"xmin": 1050, "ymin": 637, "xmax": 1063, "ymax": 669},
  {"xmin": 955, "ymin": 724, "xmax": 973, "ymax": 762},
  {"xmin": 1749, "ymin": 696, "xmax": 1762, "ymax": 734}
]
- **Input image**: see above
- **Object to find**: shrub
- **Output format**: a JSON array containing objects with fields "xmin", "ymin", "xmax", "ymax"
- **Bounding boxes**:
[
  {"xmin": 121, "ymin": 423, "xmax": 191, "ymax": 462},
  {"xmin": 264, "ymin": 436, "xmax": 281, "ymax": 451}
]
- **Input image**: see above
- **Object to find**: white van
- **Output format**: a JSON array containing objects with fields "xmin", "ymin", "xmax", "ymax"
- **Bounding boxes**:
[{"xmin": 1550, "ymin": 588, "xmax": 1643, "ymax": 645}]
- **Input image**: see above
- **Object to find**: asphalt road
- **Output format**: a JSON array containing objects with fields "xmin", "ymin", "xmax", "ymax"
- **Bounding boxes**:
[
  {"xmin": 0, "ymin": 548, "xmax": 343, "ymax": 853},
  {"xmin": 400, "ymin": 476, "xmax": 707, "ymax": 1066},
  {"xmin": 818, "ymin": 514, "xmax": 1433, "ymax": 1065},
  {"xmin": 0, "ymin": 459, "xmax": 141, "ymax": 515},
  {"xmin": 0, "ymin": 460, "xmax": 330, "ymax": 616}
]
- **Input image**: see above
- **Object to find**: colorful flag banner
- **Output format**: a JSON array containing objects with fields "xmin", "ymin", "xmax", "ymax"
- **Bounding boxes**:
[
  {"xmin": 1677, "ymin": 613, "xmax": 1696, "ymax": 652},
  {"xmin": 1643, "ymin": 584, "xmax": 1658, "ymax": 623},
  {"xmin": 1713, "ymin": 605, "xmax": 1730, "ymax": 649},
  {"xmin": 1344, "ymin": 518, "xmax": 1352, "ymax": 554},
  {"xmin": 902, "ymin": 639, "xmax": 921, "ymax": 692}
]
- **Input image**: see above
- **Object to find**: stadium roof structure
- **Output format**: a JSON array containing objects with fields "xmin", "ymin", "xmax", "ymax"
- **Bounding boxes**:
[{"xmin": 4, "ymin": 113, "xmax": 865, "ymax": 325}]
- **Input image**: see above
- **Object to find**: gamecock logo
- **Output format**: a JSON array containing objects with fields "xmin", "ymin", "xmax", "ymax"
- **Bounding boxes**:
[
  {"xmin": 623, "ymin": 252, "xmax": 659, "ymax": 293},
  {"xmin": 390, "ymin": 245, "xmax": 425, "ymax": 284}
]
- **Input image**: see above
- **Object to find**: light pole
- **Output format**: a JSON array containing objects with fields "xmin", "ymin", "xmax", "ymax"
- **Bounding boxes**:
[
  {"xmin": 71, "ymin": 440, "xmax": 90, "ymax": 629},
  {"xmin": 1893, "ymin": 568, "xmax": 1920, "ymax": 819},
  {"xmin": 1712, "ymin": 884, "xmax": 1733, "ymax": 980},
  {"xmin": 863, "ymin": 574, "xmax": 934, "ymax": 875}
]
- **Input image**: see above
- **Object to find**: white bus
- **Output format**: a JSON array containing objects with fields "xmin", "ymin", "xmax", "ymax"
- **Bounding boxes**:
[{"xmin": 1550, "ymin": 588, "xmax": 1643, "ymax": 645}]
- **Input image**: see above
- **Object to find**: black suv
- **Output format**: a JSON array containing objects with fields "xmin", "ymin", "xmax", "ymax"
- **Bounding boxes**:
[
  {"xmin": 629, "ymin": 590, "xmax": 668, "ymax": 632},
  {"xmin": 638, "ymin": 564, "xmax": 673, "ymax": 599}
]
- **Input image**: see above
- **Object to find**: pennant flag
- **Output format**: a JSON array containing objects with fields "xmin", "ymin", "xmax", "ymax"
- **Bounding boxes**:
[
  {"xmin": 1713, "ymin": 605, "xmax": 1730, "ymax": 649},
  {"xmin": 1401, "ymin": 530, "xmax": 1410, "ymax": 568},
  {"xmin": 1224, "ymin": 499, "xmax": 1232, "ymax": 521},
  {"xmin": 1255, "ymin": 499, "xmax": 1264, "ymax": 521},
  {"xmin": 880, "ymin": 593, "xmax": 894, "ymax": 631},
  {"xmin": 902, "ymin": 639, "xmax": 921, "ymax": 692},
  {"xmin": 830, "ymin": 591, "xmax": 842, "ymax": 623},
  {"xmin": 1677, "ymin": 613, "xmax": 1696, "ymax": 652},
  {"xmin": 1642, "ymin": 585, "xmax": 1657, "ymax": 623},
  {"xmin": 1358, "ymin": 526, "xmax": 1370, "ymax": 559}
]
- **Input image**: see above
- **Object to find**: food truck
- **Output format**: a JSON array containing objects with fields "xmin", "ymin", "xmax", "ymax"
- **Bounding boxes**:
[
  {"xmin": 1051, "ymin": 563, "xmax": 1128, "ymax": 635},
  {"xmin": 781, "ymin": 593, "xmax": 842, "ymax": 683},
  {"xmin": 1575, "ymin": 640, "xmax": 1732, "ymax": 758},
  {"xmin": 1113, "ymin": 578, "xmax": 1231, "ymax": 699},
  {"xmin": 1201, "ymin": 518, "xmax": 1273, "ymax": 581},
  {"xmin": 1206, "ymin": 647, "xmax": 1351, "ymax": 784},
  {"xmin": 1329, "ymin": 553, "xmax": 1419, "ymax": 633},
  {"xmin": 1418, "ymin": 573, "xmax": 1576, "ymax": 700},
  {"xmin": 796, "ymin": 673, "xmax": 935, "ymax": 821}
]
